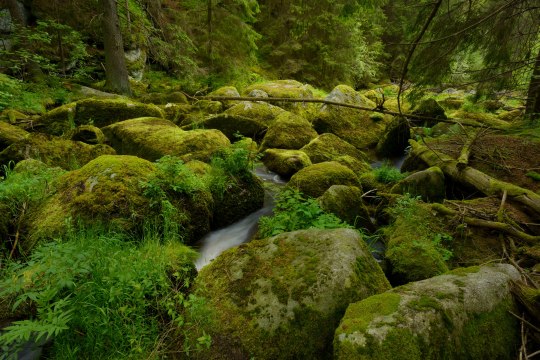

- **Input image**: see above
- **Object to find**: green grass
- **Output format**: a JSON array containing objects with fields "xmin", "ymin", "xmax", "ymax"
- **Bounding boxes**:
[{"xmin": 0, "ymin": 225, "xmax": 212, "ymax": 359}]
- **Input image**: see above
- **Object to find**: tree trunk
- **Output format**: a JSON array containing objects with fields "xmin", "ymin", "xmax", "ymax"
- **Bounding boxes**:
[
  {"xmin": 100, "ymin": 0, "xmax": 131, "ymax": 96},
  {"xmin": 525, "ymin": 48, "xmax": 540, "ymax": 119}
]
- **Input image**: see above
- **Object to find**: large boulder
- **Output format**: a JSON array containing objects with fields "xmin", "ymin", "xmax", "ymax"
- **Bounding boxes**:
[
  {"xmin": 384, "ymin": 200, "xmax": 450, "ymax": 284},
  {"xmin": 0, "ymin": 121, "xmax": 28, "ymax": 151},
  {"xmin": 411, "ymin": 98, "xmax": 447, "ymax": 127},
  {"xmin": 261, "ymin": 149, "xmax": 312, "ymax": 178},
  {"xmin": 376, "ymin": 116, "xmax": 410, "ymax": 157},
  {"xmin": 0, "ymin": 133, "xmax": 116, "ymax": 170},
  {"xmin": 208, "ymin": 86, "xmax": 241, "ymax": 108},
  {"xmin": 102, "ymin": 117, "xmax": 230, "ymax": 162},
  {"xmin": 138, "ymin": 91, "xmax": 188, "ymax": 105},
  {"xmin": 334, "ymin": 264, "xmax": 520, "ymax": 360},
  {"xmin": 313, "ymin": 85, "xmax": 391, "ymax": 149},
  {"xmin": 194, "ymin": 228, "xmax": 391, "ymax": 359},
  {"xmin": 198, "ymin": 114, "xmax": 268, "ymax": 141},
  {"xmin": 25, "ymin": 155, "xmax": 213, "ymax": 248},
  {"xmin": 62, "ymin": 125, "xmax": 105, "ymax": 145},
  {"xmin": 289, "ymin": 161, "xmax": 360, "ymax": 198},
  {"xmin": 224, "ymin": 101, "xmax": 285, "ymax": 124},
  {"xmin": 300, "ymin": 133, "xmax": 368, "ymax": 164},
  {"xmin": 38, "ymin": 98, "xmax": 165, "ymax": 135},
  {"xmin": 390, "ymin": 166, "xmax": 446, "ymax": 202},
  {"xmin": 243, "ymin": 80, "xmax": 316, "ymax": 116},
  {"xmin": 318, "ymin": 185, "xmax": 374, "ymax": 230},
  {"xmin": 260, "ymin": 111, "xmax": 317, "ymax": 150}
]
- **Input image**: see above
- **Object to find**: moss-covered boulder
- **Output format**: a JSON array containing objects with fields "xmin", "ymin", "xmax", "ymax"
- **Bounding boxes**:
[
  {"xmin": 261, "ymin": 149, "xmax": 312, "ymax": 178},
  {"xmin": 162, "ymin": 103, "xmax": 193, "ymax": 125},
  {"xmin": 102, "ymin": 117, "xmax": 230, "ymax": 162},
  {"xmin": 390, "ymin": 167, "xmax": 445, "ymax": 202},
  {"xmin": 194, "ymin": 228, "xmax": 391, "ymax": 359},
  {"xmin": 300, "ymin": 133, "xmax": 368, "ymax": 164},
  {"xmin": 289, "ymin": 161, "xmax": 360, "ymax": 198},
  {"xmin": 208, "ymin": 86, "xmax": 241, "ymax": 108},
  {"xmin": 313, "ymin": 85, "xmax": 391, "ymax": 149},
  {"xmin": 0, "ymin": 133, "xmax": 116, "ymax": 170},
  {"xmin": 376, "ymin": 116, "xmax": 410, "ymax": 157},
  {"xmin": 334, "ymin": 264, "xmax": 520, "ymax": 360},
  {"xmin": 38, "ymin": 98, "xmax": 165, "ymax": 135},
  {"xmin": 385, "ymin": 200, "xmax": 450, "ymax": 284},
  {"xmin": 260, "ymin": 112, "xmax": 317, "ymax": 150},
  {"xmin": 212, "ymin": 174, "xmax": 265, "ymax": 229},
  {"xmin": 26, "ymin": 155, "xmax": 213, "ymax": 248},
  {"xmin": 0, "ymin": 121, "xmax": 29, "ymax": 151},
  {"xmin": 138, "ymin": 91, "xmax": 188, "ymax": 105},
  {"xmin": 63, "ymin": 125, "xmax": 105, "ymax": 145},
  {"xmin": 198, "ymin": 114, "xmax": 268, "ymax": 141},
  {"xmin": 224, "ymin": 101, "xmax": 285, "ymax": 124},
  {"xmin": 318, "ymin": 185, "xmax": 374, "ymax": 230},
  {"xmin": 334, "ymin": 155, "xmax": 372, "ymax": 176},
  {"xmin": 243, "ymin": 80, "xmax": 315, "ymax": 116},
  {"xmin": 411, "ymin": 98, "xmax": 447, "ymax": 127},
  {"xmin": 193, "ymin": 100, "xmax": 223, "ymax": 115},
  {"xmin": 438, "ymin": 97, "xmax": 464, "ymax": 110}
]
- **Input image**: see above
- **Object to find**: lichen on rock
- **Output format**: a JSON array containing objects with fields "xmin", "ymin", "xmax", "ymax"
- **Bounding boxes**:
[
  {"xmin": 195, "ymin": 228, "xmax": 390, "ymax": 359},
  {"xmin": 334, "ymin": 264, "xmax": 520, "ymax": 360}
]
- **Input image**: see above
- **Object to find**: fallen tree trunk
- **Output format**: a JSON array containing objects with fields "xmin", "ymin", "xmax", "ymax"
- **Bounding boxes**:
[
  {"xmin": 195, "ymin": 96, "xmax": 507, "ymax": 130},
  {"xmin": 432, "ymin": 203, "xmax": 539, "ymax": 245},
  {"xmin": 457, "ymin": 128, "xmax": 480, "ymax": 169},
  {"xmin": 409, "ymin": 139, "xmax": 540, "ymax": 215}
]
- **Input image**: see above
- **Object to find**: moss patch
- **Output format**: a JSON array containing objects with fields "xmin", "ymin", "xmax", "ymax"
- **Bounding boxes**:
[
  {"xmin": 260, "ymin": 111, "xmax": 317, "ymax": 150},
  {"xmin": 301, "ymin": 133, "xmax": 368, "ymax": 164},
  {"xmin": 289, "ymin": 161, "xmax": 360, "ymax": 198},
  {"xmin": 261, "ymin": 149, "xmax": 312, "ymax": 178},
  {"xmin": 102, "ymin": 117, "xmax": 231, "ymax": 162}
]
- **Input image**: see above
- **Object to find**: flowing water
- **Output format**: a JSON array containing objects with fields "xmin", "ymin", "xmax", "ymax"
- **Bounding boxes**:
[{"xmin": 195, "ymin": 167, "xmax": 286, "ymax": 270}]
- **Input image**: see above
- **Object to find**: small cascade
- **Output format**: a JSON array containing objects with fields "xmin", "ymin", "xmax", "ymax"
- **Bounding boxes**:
[{"xmin": 195, "ymin": 167, "xmax": 285, "ymax": 270}]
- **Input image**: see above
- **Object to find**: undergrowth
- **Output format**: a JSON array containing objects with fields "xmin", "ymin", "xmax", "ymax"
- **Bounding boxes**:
[
  {"xmin": 372, "ymin": 161, "xmax": 407, "ymax": 184},
  {"xmin": 258, "ymin": 188, "xmax": 352, "ymax": 238},
  {"xmin": 0, "ymin": 225, "xmax": 212, "ymax": 359}
]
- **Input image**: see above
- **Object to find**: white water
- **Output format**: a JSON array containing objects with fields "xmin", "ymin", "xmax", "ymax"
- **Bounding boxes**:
[{"xmin": 195, "ymin": 167, "xmax": 285, "ymax": 270}]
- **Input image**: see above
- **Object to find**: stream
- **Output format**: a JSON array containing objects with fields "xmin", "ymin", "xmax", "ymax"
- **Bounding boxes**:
[{"xmin": 194, "ymin": 167, "xmax": 286, "ymax": 270}]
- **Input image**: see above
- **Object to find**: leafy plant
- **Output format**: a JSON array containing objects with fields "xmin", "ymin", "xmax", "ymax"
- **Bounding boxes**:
[
  {"xmin": 258, "ymin": 188, "xmax": 352, "ymax": 238},
  {"xmin": 373, "ymin": 161, "xmax": 407, "ymax": 184},
  {"xmin": 0, "ymin": 226, "xmax": 211, "ymax": 358}
]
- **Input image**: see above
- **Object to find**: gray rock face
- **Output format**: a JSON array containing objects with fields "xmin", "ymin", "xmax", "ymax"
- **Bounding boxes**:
[
  {"xmin": 195, "ymin": 228, "xmax": 390, "ymax": 360},
  {"xmin": 334, "ymin": 264, "xmax": 521, "ymax": 360}
]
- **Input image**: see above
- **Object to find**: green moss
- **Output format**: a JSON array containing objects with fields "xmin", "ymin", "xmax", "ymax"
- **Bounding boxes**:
[
  {"xmin": 0, "ymin": 121, "xmax": 29, "ymax": 151},
  {"xmin": 196, "ymin": 229, "xmax": 389, "ymax": 359},
  {"xmin": 200, "ymin": 114, "xmax": 268, "ymax": 141},
  {"xmin": 301, "ymin": 133, "xmax": 368, "ymax": 164},
  {"xmin": 63, "ymin": 125, "xmax": 105, "ymax": 144},
  {"xmin": 224, "ymin": 101, "xmax": 285, "ymax": 124},
  {"xmin": 449, "ymin": 266, "xmax": 481, "ymax": 276},
  {"xmin": 102, "ymin": 117, "xmax": 231, "ymax": 162},
  {"xmin": 526, "ymin": 171, "xmax": 540, "ymax": 181},
  {"xmin": 313, "ymin": 85, "xmax": 391, "ymax": 149},
  {"xmin": 260, "ymin": 112, "xmax": 317, "ymax": 150},
  {"xmin": 138, "ymin": 91, "xmax": 188, "ymax": 105},
  {"xmin": 193, "ymin": 100, "xmax": 223, "ymax": 114},
  {"xmin": 261, "ymin": 149, "xmax": 312, "ymax": 178},
  {"xmin": 0, "ymin": 133, "xmax": 116, "ymax": 170},
  {"xmin": 289, "ymin": 161, "xmax": 361, "ymax": 198}
]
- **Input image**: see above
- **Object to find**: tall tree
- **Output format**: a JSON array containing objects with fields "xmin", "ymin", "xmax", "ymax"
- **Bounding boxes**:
[{"xmin": 100, "ymin": 0, "xmax": 131, "ymax": 96}]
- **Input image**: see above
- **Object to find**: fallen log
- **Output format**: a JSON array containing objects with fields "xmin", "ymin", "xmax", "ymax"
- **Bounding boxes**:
[
  {"xmin": 409, "ymin": 139, "xmax": 540, "ymax": 215},
  {"xmin": 457, "ymin": 128, "xmax": 480, "ymax": 169},
  {"xmin": 431, "ymin": 203, "xmax": 540, "ymax": 244}
]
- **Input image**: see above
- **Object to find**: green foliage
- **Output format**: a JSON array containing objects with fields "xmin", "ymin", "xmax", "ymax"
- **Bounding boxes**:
[
  {"xmin": 0, "ymin": 226, "xmax": 211, "ymax": 358},
  {"xmin": 140, "ymin": 156, "xmax": 206, "ymax": 242},
  {"xmin": 0, "ymin": 21, "xmax": 88, "ymax": 80},
  {"xmin": 258, "ymin": 188, "xmax": 352, "ymax": 238},
  {"xmin": 526, "ymin": 171, "xmax": 540, "ymax": 181},
  {"xmin": 207, "ymin": 137, "xmax": 259, "ymax": 197},
  {"xmin": 373, "ymin": 161, "xmax": 407, "ymax": 184},
  {"xmin": 0, "ymin": 74, "xmax": 72, "ymax": 113}
]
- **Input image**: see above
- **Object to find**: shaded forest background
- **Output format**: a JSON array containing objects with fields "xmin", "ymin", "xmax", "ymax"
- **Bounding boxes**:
[{"xmin": 0, "ymin": 0, "xmax": 539, "ymax": 114}]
